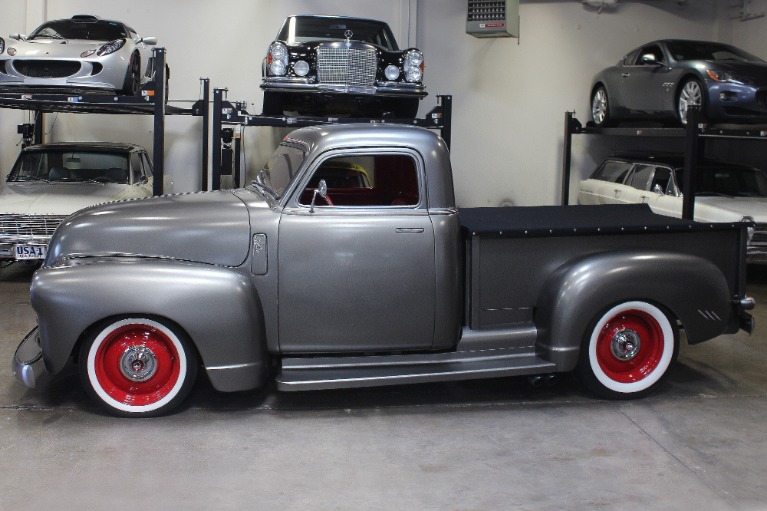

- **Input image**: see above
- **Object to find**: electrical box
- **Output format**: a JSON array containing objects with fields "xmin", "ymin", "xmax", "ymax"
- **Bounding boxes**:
[{"xmin": 466, "ymin": 0, "xmax": 519, "ymax": 38}]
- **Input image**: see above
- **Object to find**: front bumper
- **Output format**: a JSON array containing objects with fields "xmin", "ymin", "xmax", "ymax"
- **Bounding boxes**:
[
  {"xmin": 707, "ymin": 82, "xmax": 767, "ymax": 121},
  {"xmin": 12, "ymin": 327, "xmax": 47, "ymax": 389},
  {"xmin": 0, "ymin": 58, "xmax": 124, "ymax": 91},
  {"xmin": 261, "ymin": 78, "xmax": 427, "ymax": 98}
]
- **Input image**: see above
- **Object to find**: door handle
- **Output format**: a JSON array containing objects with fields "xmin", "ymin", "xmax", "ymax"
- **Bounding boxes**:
[
  {"xmin": 396, "ymin": 228, "xmax": 424, "ymax": 234},
  {"xmin": 641, "ymin": 195, "xmax": 649, "ymax": 203},
  {"xmin": 621, "ymin": 73, "xmax": 630, "ymax": 78}
]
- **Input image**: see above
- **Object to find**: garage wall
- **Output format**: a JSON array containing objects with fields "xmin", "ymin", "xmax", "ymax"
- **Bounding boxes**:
[{"xmin": 0, "ymin": 1, "xmax": 761, "ymax": 205}]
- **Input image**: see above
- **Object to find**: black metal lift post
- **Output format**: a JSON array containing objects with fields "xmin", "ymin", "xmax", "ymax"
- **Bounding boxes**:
[{"xmin": 152, "ymin": 48, "xmax": 166, "ymax": 197}]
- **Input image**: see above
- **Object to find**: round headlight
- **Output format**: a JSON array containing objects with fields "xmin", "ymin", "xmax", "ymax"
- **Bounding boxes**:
[
  {"xmin": 293, "ymin": 60, "xmax": 310, "ymax": 77},
  {"xmin": 268, "ymin": 42, "xmax": 289, "ymax": 76},
  {"xmin": 403, "ymin": 50, "xmax": 424, "ymax": 83},
  {"xmin": 7, "ymin": 47, "xmax": 16, "ymax": 57},
  {"xmin": 270, "ymin": 60, "xmax": 287, "ymax": 76},
  {"xmin": 384, "ymin": 65, "xmax": 400, "ymax": 81}
]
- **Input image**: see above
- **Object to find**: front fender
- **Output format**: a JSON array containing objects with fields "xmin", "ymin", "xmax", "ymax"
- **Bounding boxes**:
[
  {"xmin": 31, "ymin": 258, "xmax": 268, "ymax": 392},
  {"xmin": 535, "ymin": 251, "xmax": 732, "ymax": 371}
]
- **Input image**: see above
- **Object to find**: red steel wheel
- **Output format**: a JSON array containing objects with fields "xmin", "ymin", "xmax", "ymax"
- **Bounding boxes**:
[
  {"xmin": 80, "ymin": 318, "xmax": 197, "ymax": 417},
  {"xmin": 579, "ymin": 301, "xmax": 678, "ymax": 398}
]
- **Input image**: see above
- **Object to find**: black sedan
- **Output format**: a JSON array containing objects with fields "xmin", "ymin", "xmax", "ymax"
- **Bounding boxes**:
[
  {"xmin": 590, "ymin": 39, "xmax": 767, "ymax": 126},
  {"xmin": 260, "ymin": 15, "xmax": 426, "ymax": 119}
]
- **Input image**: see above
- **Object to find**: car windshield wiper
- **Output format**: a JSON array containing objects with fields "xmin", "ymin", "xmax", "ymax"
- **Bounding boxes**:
[{"xmin": 32, "ymin": 34, "xmax": 64, "ymax": 40}]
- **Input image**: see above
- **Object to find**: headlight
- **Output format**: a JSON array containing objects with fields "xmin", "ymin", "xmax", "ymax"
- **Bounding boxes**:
[
  {"xmin": 384, "ymin": 64, "xmax": 400, "ymax": 81},
  {"xmin": 96, "ymin": 39, "xmax": 126, "ymax": 56},
  {"xmin": 707, "ymin": 69, "xmax": 747, "ymax": 85},
  {"xmin": 293, "ymin": 60, "xmax": 310, "ymax": 77},
  {"xmin": 403, "ymin": 50, "xmax": 424, "ymax": 83},
  {"xmin": 7, "ymin": 47, "xmax": 16, "ymax": 56},
  {"xmin": 268, "ymin": 42, "xmax": 289, "ymax": 76},
  {"xmin": 0, "ymin": 37, "xmax": 5, "ymax": 54}
]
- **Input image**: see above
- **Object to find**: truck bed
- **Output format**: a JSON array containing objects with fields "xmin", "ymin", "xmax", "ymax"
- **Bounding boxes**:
[{"xmin": 459, "ymin": 204, "xmax": 716, "ymax": 237}]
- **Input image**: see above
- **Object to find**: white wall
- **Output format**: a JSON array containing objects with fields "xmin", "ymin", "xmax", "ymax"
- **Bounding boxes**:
[{"xmin": 1, "ymin": 0, "xmax": 765, "ymax": 205}]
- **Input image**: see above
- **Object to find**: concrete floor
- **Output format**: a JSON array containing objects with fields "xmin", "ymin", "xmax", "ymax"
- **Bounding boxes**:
[{"xmin": 1, "ymin": 262, "xmax": 766, "ymax": 511}]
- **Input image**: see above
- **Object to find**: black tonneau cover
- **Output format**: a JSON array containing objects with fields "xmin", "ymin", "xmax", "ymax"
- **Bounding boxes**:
[{"xmin": 459, "ymin": 204, "xmax": 736, "ymax": 238}]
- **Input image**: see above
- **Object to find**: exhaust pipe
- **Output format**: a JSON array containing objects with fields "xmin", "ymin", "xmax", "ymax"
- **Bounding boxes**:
[{"xmin": 528, "ymin": 374, "xmax": 559, "ymax": 389}]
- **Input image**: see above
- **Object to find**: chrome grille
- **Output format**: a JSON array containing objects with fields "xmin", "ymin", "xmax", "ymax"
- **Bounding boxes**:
[
  {"xmin": 0, "ymin": 214, "xmax": 67, "ymax": 245},
  {"xmin": 751, "ymin": 224, "xmax": 767, "ymax": 248},
  {"xmin": 317, "ymin": 45, "xmax": 377, "ymax": 86}
]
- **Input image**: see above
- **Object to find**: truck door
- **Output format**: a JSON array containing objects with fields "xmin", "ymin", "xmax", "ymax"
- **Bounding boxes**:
[{"xmin": 277, "ymin": 151, "xmax": 436, "ymax": 353}]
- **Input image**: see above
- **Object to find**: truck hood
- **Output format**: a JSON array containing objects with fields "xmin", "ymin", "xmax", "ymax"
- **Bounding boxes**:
[
  {"xmin": 696, "ymin": 195, "xmax": 767, "ymax": 222},
  {"xmin": 0, "ymin": 181, "xmax": 133, "ymax": 215},
  {"xmin": 46, "ymin": 190, "xmax": 255, "ymax": 267}
]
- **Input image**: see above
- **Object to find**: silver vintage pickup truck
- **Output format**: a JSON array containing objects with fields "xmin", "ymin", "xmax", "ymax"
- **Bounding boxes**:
[{"xmin": 13, "ymin": 124, "xmax": 755, "ymax": 417}]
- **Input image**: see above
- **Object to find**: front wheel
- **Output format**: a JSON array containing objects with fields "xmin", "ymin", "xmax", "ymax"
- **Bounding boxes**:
[
  {"xmin": 591, "ymin": 86, "xmax": 611, "ymax": 127},
  {"xmin": 677, "ymin": 78, "xmax": 705, "ymax": 125},
  {"xmin": 79, "ymin": 317, "xmax": 198, "ymax": 417},
  {"xmin": 577, "ymin": 301, "xmax": 678, "ymax": 399}
]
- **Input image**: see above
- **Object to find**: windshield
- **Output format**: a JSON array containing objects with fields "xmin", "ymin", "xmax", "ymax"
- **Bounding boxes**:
[
  {"xmin": 29, "ymin": 20, "xmax": 127, "ymax": 41},
  {"xmin": 277, "ymin": 16, "xmax": 398, "ymax": 51},
  {"xmin": 666, "ymin": 41, "xmax": 764, "ymax": 63},
  {"xmin": 9, "ymin": 150, "xmax": 131, "ymax": 184},
  {"xmin": 254, "ymin": 143, "xmax": 306, "ymax": 199},
  {"xmin": 677, "ymin": 166, "xmax": 767, "ymax": 197}
]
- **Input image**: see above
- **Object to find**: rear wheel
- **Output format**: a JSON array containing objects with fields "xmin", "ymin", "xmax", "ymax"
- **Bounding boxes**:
[
  {"xmin": 577, "ymin": 301, "xmax": 678, "ymax": 399},
  {"xmin": 79, "ymin": 317, "xmax": 198, "ymax": 417}
]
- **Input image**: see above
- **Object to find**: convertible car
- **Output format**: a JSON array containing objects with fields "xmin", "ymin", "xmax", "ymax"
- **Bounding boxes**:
[
  {"xmin": 578, "ymin": 154, "xmax": 767, "ymax": 262},
  {"xmin": 0, "ymin": 14, "xmax": 159, "ymax": 95},
  {"xmin": 0, "ymin": 142, "xmax": 159, "ymax": 263},
  {"xmin": 261, "ymin": 15, "xmax": 426, "ymax": 118},
  {"xmin": 590, "ymin": 39, "xmax": 767, "ymax": 126}
]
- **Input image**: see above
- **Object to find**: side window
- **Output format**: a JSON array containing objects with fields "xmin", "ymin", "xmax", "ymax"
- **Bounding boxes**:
[
  {"xmin": 628, "ymin": 164, "xmax": 655, "ymax": 191},
  {"xmin": 651, "ymin": 167, "xmax": 673, "ymax": 194},
  {"xmin": 130, "ymin": 153, "xmax": 143, "ymax": 184},
  {"xmin": 298, "ymin": 154, "xmax": 420, "ymax": 207},
  {"xmin": 141, "ymin": 152, "xmax": 154, "ymax": 178},
  {"xmin": 593, "ymin": 160, "xmax": 632, "ymax": 183},
  {"xmin": 622, "ymin": 49, "xmax": 640, "ymax": 66}
]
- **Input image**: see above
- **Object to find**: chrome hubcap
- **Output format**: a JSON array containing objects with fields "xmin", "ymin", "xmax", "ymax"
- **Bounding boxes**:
[
  {"xmin": 611, "ymin": 329, "xmax": 641, "ymax": 361},
  {"xmin": 592, "ymin": 90, "xmax": 607, "ymax": 124},
  {"xmin": 679, "ymin": 82, "xmax": 701, "ymax": 124},
  {"xmin": 120, "ymin": 346, "xmax": 158, "ymax": 382}
]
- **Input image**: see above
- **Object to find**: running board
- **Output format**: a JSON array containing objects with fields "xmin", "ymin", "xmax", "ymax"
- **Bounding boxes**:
[{"xmin": 276, "ymin": 348, "xmax": 556, "ymax": 391}]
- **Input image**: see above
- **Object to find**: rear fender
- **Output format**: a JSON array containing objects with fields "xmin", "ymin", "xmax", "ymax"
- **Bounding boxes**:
[
  {"xmin": 535, "ymin": 251, "xmax": 731, "ymax": 371},
  {"xmin": 31, "ymin": 259, "xmax": 268, "ymax": 392}
]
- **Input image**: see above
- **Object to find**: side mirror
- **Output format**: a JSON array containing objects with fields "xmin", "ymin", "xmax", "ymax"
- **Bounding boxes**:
[
  {"xmin": 141, "ymin": 37, "xmax": 157, "ymax": 46},
  {"xmin": 653, "ymin": 184, "xmax": 664, "ymax": 195},
  {"xmin": 310, "ymin": 179, "xmax": 328, "ymax": 213},
  {"xmin": 640, "ymin": 53, "xmax": 660, "ymax": 65}
]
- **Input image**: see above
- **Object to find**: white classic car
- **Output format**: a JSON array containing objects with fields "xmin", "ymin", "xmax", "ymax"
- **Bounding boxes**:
[
  {"xmin": 578, "ymin": 154, "xmax": 767, "ymax": 262},
  {"xmin": 0, "ymin": 142, "xmax": 159, "ymax": 263}
]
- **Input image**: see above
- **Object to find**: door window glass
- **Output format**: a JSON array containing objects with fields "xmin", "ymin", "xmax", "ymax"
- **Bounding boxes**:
[{"xmin": 593, "ymin": 160, "xmax": 633, "ymax": 183}]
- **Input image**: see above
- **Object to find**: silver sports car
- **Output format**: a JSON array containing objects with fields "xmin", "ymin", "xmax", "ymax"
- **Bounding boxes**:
[{"xmin": 0, "ymin": 14, "xmax": 158, "ymax": 95}]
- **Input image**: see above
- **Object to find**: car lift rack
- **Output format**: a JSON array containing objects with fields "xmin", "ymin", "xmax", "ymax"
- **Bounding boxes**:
[
  {"xmin": 210, "ymin": 90, "xmax": 453, "ymax": 190},
  {"xmin": 0, "ymin": 49, "xmax": 210, "ymax": 196},
  {"xmin": 562, "ymin": 109, "xmax": 767, "ymax": 219}
]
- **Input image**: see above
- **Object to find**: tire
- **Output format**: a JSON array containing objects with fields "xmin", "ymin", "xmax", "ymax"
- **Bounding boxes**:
[
  {"xmin": 79, "ymin": 317, "xmax": 198, "ymax": 417},
  {"xmin": 122, "ymin": 53, "xmax": 142, "ymax": 96},
  {"xmin": 591, "ymin": 86, "xmax": 611, "ymax": 127},
  {"xmin": 577, "ymin": 301, "xmax": 679, "ymax": 399},
  {"xmin": 677, "ymin": 78, "xmax": 705, "ymax": 126}
]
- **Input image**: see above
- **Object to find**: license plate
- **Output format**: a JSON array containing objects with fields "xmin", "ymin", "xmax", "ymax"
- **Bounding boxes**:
[{"xmin": 14, "ymin": 244, "xmax": 46, "ymax": 260}]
